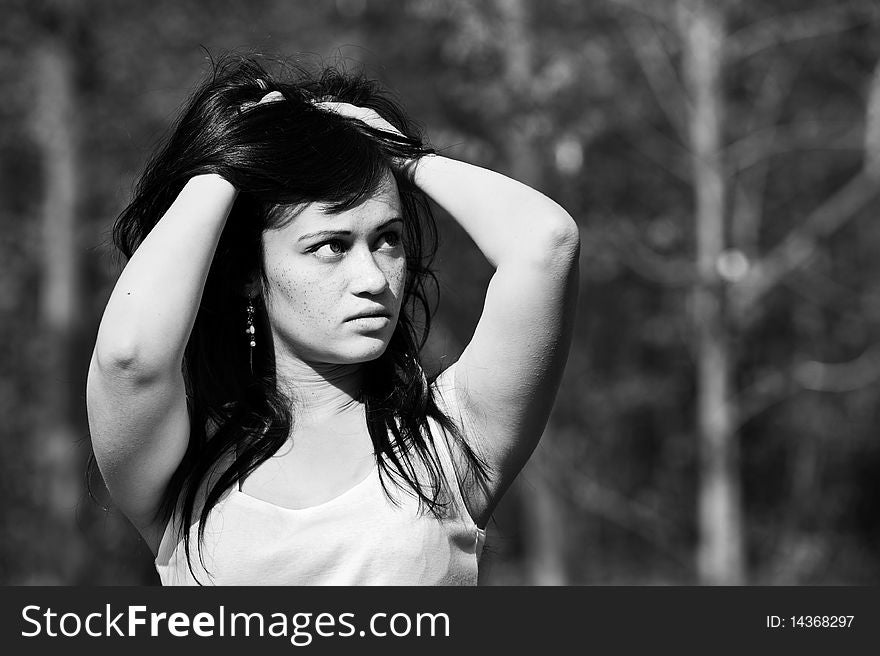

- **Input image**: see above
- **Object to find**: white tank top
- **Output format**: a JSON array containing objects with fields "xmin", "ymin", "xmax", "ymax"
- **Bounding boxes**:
[{"xmin": 154, "ymin": 408, "xmax": 486, "ymax": 585}]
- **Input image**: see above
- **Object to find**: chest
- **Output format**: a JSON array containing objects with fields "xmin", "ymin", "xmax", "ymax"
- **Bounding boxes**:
[
  {"xmin": 158, "ymin": 478, "xmax": 482, "ymax": 585},
  {"xmin": 238, "ymin": 418, "xmax": 378, "ymax": 510}
]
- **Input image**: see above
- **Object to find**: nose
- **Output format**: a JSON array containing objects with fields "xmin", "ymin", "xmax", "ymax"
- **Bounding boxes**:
[{"xmin": 349, "ymin": 246, "xmax": 389, "ymax": 296}]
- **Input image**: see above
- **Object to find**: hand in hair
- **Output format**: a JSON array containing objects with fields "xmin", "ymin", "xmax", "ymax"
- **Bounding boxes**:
[
  {"xmin": 239, "ymin": 90, "xmax": 285, "ymax": 112},
  {"xmin": 313, "ymin": 101, "xmax": 403, "ymax": 137},
  {"xmin": 314, "ymin": 100, "xmax": 415, "ymax": 175}
]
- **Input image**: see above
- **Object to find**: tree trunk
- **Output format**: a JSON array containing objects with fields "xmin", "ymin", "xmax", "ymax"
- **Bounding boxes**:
[
  {"xmin": 28, "ymin": 28, "xmax": 87, "ymax": 584},
  {"xmin": 496, "ymin": 0, "xmax": 568, "ymax": 585},
  {"xmin": 679, "ymin": 0, "xmax": 745, "ymax": 585}
]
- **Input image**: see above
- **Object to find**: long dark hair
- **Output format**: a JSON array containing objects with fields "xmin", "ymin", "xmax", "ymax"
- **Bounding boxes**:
[{"xmin": 101, "ymin": 55, "xmax": 490, "ymax": 583}]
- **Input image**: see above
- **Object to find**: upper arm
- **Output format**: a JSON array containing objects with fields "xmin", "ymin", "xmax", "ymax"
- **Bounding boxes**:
[
  {"xmin": 86, "ymin": 352, "xmax": 191, "ymax": 534},
  {"xmin": 438, "ymin": 220, "xmax": 579, "ymax": 525}
]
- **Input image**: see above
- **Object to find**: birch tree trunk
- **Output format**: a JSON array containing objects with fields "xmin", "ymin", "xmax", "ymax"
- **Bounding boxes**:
[
  {"xmin": 28, "ymin": 23, "xmax": 87, "ymax": 584},
  {"xmin": 679, "ymin": 0, "xmax": 745, "ymax": 585},
  {"xmin": 496, "ymin": 0, "xmax": 568, "ymax": 585}
]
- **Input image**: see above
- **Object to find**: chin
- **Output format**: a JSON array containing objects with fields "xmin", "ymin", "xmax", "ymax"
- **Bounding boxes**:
[{"xmin": 330, "ymin": 337, "xmax": 392, "ymax": 364}]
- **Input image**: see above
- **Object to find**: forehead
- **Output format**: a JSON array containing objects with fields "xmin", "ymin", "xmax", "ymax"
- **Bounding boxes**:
[{"xmin": 273, "ymin": 173, "xmax": 402, "ymax": 237}]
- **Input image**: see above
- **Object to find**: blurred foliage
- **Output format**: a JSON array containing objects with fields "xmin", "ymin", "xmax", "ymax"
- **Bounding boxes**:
[{"xmin": 1, "ymin": 0, "xmax": 879, "ymax": 584}]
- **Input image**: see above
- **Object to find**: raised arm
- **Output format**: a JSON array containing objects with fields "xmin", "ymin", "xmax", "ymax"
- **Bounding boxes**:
[
  {"xmin": 310, "ymin": 101, "xmax": 579, "ymax": 526},
  {"xmin": 86, "ymin": 174, "xmax": 237, "ymax": 546},
  {"xmin": 413, "ymin": 155, "xmax": 580, "ymax": 526}
]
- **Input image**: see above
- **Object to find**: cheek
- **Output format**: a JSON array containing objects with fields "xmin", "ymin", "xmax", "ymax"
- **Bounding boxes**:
[
  {"xmin": 266, "ymin": 263, "xmax": 337, "ymax": 329},
  {"xmin": 387, "ymin": 258, "xmax": 407, "ymax": 297}
]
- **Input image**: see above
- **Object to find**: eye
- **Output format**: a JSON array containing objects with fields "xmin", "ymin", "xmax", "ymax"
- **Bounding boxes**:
[
  {"xmin": 377, "ymin": 231, "xmax": 402, "ymax": 250},
  {"xmin": 312, "ymin": 239, "xmax": 346, "ymax": 259}
]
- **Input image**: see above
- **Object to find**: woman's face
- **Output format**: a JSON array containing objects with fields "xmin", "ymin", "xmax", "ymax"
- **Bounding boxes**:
[{"xmin": 260, "ymin": 172, "xmax": 406, "ymax": 366}]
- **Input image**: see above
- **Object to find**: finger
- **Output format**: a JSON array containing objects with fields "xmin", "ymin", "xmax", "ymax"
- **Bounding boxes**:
[
  {"xmin": 313, "ymin": 100, "xmax": 355, "ymax": 113},
  {"xmin": 314, "ymin": 101, "xmax": 374, "ymax": 123},
  {"xmin": 257, "ymin": 90, "xmax": 284, "ymax": 105},
  {"xmin": 240, "ymin": 91, "xmax": 285, "ymax": 114},
  {"xmin": 312, "ymin": 101, "xmax": 404, "ymax": 136}
]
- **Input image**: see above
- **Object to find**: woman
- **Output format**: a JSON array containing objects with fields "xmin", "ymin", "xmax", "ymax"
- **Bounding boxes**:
[{"xmin": 86, "ymin": 56, "xmax": 579, "ymax": 585}]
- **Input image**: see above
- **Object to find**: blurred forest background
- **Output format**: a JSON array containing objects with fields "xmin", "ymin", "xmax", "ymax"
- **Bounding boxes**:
[{"xmin": 1, "ymin": 0, "xmax": 879, "ymax": 585}]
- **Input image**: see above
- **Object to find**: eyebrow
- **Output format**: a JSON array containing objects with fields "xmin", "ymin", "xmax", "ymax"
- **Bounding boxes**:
[{"xmin": 297, "ymin": 217, "xmax": 403, "ymax": 243}]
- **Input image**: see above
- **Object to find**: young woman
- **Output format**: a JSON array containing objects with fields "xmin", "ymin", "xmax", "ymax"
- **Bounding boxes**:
[{"xmin": 86, "ymin": 57, "xmax": 579, "ymax": 585}]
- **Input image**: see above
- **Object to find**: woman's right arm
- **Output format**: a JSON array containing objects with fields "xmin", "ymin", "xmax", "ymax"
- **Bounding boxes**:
[{"xmin": 86, "ymin": 174, "xmax": 238, "ymax": 534}]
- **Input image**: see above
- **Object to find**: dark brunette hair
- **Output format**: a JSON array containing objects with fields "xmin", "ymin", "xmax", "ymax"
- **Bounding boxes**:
[{"xmin": 98, "ymin": 55, "xmax": 490, "ymax": 583}]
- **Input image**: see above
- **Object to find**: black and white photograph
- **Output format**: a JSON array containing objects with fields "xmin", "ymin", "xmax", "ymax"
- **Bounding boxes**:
[{"xmin": 1, "ymin": 0, "xmax": 879, "ymax": 613}]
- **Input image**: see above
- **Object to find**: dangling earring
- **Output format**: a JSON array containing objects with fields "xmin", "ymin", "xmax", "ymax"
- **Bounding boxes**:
[{"xmin": 246, "ymin": 299, "xmax": 256, "ymax": 374}]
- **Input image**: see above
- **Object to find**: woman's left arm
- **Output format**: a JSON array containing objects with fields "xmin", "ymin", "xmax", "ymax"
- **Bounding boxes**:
[
  {"xmin": 313, "ymin": 102, "xmax": 580, "ymax": 525},
  {"xmin": 413, "ymin": 154, "xmax": 580, "ymax": 526}
]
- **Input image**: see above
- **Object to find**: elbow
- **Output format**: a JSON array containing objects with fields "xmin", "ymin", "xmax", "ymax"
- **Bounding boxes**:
[
  {"xmin": 90, "ymin": 342, "xmax": 176, "ymax": 386},
  {"xmin": 93, "ymin": 341, "xmax": 138, "ymax": 372},
  {"xmin": 534, "ymin": 211, "xmax": 581, "ymax": 266},
  {"xmin": 552, "ymin": 213, "xmax": 581, "ymax": 256},
  {"xmin": 91, "ymin": 317, "xmax": 184, "ymax": 384}
]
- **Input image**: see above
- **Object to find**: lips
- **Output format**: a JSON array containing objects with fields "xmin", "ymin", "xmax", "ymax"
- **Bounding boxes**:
[{"xmin": 346, "ymin": 309, "xmax": 391, "ymax": 321}]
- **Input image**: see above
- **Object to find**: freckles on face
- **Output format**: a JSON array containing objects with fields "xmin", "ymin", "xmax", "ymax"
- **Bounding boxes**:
[
  {"xmin": 260, "ymin": 174, "xmax": 407, "ymax": 364},
  {"xmin": 265, "ymin": 251, "xmax": 354, "ymax": 346}
]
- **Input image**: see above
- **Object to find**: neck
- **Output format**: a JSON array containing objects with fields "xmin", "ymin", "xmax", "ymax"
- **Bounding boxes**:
[{"xmin": 273, "ymin": 351, "xmax": 365, "ymax": 423}]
